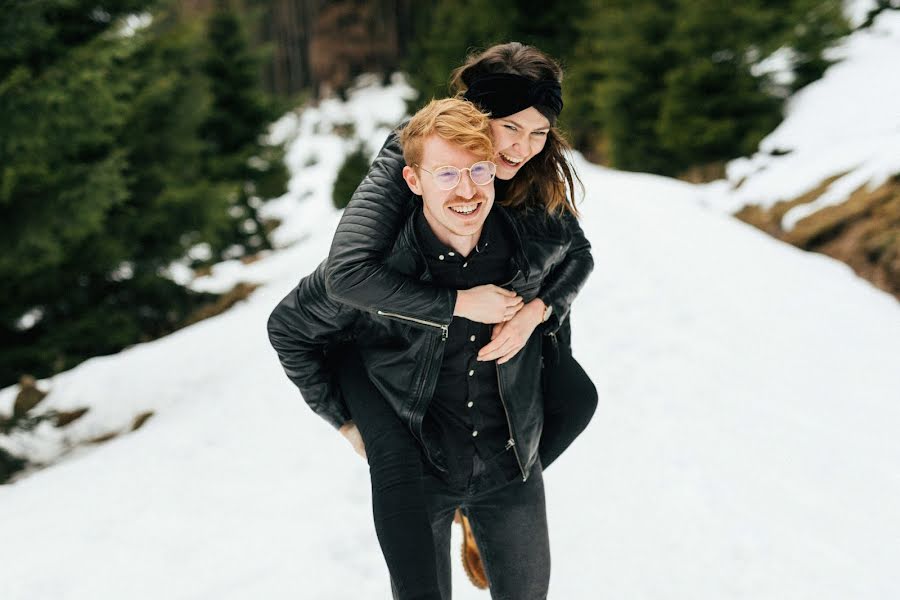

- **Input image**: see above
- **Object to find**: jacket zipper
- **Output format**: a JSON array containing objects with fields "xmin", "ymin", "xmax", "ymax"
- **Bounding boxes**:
[
  {"xmin": 546, "ymin": 330, "xmax": 559, "ymax": 366},
  {"xmin": 496, "ymin": 365, "xmax": 527, "ymax": 482},
  {"xmin": 377, "ymin": 309, "xmax": 448, "ymax": 471},
  {"xmin": 376, "ymin": 310, "xmax": 449, "ymax": 340},
  {"xmin": 414, "ymin": 333, "xmax": 446, "ymax": 472}
]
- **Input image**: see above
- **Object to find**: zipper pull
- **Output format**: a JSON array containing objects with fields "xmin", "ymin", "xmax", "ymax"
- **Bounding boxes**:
[
  {"xmin": 441, "ymin": 325, "xmax": 448, "ymax": 341},
  {"xmin": 505, "ymin": 438, "xmax": 515, "ymax": 450}
]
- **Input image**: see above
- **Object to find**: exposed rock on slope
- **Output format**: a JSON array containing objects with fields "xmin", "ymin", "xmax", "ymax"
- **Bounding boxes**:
[{"xmin": 737, "ymin": 174, "xmax": 900, "ymax": 300}]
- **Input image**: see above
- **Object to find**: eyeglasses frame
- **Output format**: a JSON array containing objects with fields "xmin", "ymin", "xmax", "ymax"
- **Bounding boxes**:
[{"xmin": 413, "ymin": 160, "xmax": 497, "ymax": 191}]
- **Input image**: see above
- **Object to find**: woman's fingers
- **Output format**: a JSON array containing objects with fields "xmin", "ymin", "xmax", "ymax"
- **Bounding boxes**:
[
  {"xmin": 490, "ymin": 285, "xmax": 518, "ymax": 297},
  {"xmin": 497, "ymin": 345, "xmax": 523, "ymax": 365},
  {"xmin": 478, "ymin": 336, "xmax": 509, "ymax": 360},
  {"xmin": 478, "ymin": 333, "xmax": 521, "ymax": 361}
]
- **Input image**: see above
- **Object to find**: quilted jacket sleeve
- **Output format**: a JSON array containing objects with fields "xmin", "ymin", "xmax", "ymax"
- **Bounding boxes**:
[
  {"xmin": 537, "ymin": 211, "xmax": 594, "ymax": 331},
  {"xmin": 267, "ymin": 262, "xmax": 358, "ymax": 429},
  {"xmin": 324, "ymin": 130, "xmax": 456, "ymax": 325}
]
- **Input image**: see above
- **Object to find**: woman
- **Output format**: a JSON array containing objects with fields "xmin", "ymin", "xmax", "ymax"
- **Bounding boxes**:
[{"xmin": 326, "ymin": 43, "xmax": 597, "ymax": 598}]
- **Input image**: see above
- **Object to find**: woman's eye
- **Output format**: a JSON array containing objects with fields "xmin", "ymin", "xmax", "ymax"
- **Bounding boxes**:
[
  {"xmin": 532, "ymin": 131, "xmax": 548, "ymax": 137},
  {"xmin": 504, "ymin": 124, "xmax": 517, "ymax": 131}
]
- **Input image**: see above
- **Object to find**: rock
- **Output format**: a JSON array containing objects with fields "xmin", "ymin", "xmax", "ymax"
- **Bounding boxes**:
[
  {"xmin": 0, "ymin": 447, "xmax": 27, "ymax": 484},
  {"xmin": 181, "ymin": 282, "xmax": 260, "ymax": 327},
  {"xmin": 131, "ymin": 411, "xmax": 154, "ymax": 431},
  {"xmin": 13, "ymin": 375, "xmax": 47, "ymax": 418},
  {"xmin": 54, "ymin": 408, "xmax": 90, "ymax": 427},
  {"xmin": 87, "ymin": 431, "xmax": 120, "ymax": 445},
  {"xmin": 736, "ymin": 174, "xmax": 900, "ymax": 301}
]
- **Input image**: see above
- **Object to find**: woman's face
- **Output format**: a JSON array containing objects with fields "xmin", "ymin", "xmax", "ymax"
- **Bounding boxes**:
[{"xmin": 489, "ymin": 106, "xmax": 551, "ymax": 180}]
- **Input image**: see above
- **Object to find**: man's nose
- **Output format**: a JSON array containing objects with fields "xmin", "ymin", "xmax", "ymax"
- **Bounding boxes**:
[{"xmin": 456, "ymin": 172, "xmax": 477, "ymax": 198}]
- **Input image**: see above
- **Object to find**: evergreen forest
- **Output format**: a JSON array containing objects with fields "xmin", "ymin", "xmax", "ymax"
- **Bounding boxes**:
[{"xmin": 2, "ymin": 0, "xmax": 884, "ymax": 387}]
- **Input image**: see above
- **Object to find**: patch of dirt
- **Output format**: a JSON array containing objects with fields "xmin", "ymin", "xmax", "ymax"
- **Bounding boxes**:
[
  {"xmin": 736, "ymin": 174, "xmax": 900, "ymax": 300},
  {"xmin": 182, "ymin": 282, "xmax": 261, "ymax": 327}
]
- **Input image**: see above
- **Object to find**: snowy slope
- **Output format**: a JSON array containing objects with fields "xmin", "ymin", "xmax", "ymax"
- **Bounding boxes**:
[
  {"xmin": 3, "ymin": 76, "xmax": 900, "ymax": 600},
  {"xmin": 704, "ymin": 7, "xmax": 900, "ymax": 228}
]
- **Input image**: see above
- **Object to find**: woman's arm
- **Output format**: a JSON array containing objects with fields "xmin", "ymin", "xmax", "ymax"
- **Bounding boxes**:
[
  {"xmin": 477, "ymin": 212, "xmax": 594, "ymax": 363},
  {"xmin": 324, "ymin": 130, "xmax": 456, "ymax": 324},
  {"xmin": 536, "ymin": 211, "xmax": 594, "ymax": 332}
]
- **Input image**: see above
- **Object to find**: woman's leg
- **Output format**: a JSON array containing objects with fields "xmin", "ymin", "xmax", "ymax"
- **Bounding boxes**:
[
  {"xmin": 538, "ymin": 320, "xmax": 598, "ymax": 469},
  {"xmin": 335, "ymin": 348, "xmax": 441, "ymax": 600}
]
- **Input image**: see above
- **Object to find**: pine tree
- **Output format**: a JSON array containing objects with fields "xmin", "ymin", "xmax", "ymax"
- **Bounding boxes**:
[
  {"xmin": 200, "ymin": 0, "xmax": 288, "ymax": 264},
  {"xmin": 0, "ymin": 1, "xmax": 145, "ymax": 382},
  {"xmin": 333, "ymin": 146, "xmax": 372, "ymax": 210},
  {"xmin": 657, "ymin": 0, "xmax": 783, "ymax": 169},
  {"xmin": 405, "ymin": 0, "xmax": 516, "ymax": 106},
  {"xmin": 591, "ymin": 0, "xmax": 680, "ymax": 174},
  {"xmin": 0, "ymin": 0, "xmax": 286, "ymax": 386}
]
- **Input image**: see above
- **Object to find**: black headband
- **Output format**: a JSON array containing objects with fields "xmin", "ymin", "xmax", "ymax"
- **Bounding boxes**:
[{"xmin": 463, "ymin": 73, "xmax": 563, "ymax": 122}]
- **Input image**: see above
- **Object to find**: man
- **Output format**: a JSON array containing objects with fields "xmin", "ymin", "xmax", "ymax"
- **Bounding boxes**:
[{"xmin": 268, "ymin": 98, "xmax": 555, "ymax": 599}]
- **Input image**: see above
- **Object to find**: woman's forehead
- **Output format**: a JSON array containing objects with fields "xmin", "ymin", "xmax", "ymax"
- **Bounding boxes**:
[{"xmin": 492, "ymin": 107, "xmax": 551, "ymax": 130}]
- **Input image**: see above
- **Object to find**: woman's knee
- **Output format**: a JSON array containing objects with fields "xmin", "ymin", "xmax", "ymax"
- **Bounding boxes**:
[{"xmin": 544, "ymin": 356, "xmax": 598, "ymax": 421}]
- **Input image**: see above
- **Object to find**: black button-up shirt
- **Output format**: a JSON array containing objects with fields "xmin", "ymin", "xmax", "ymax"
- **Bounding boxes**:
[{"xmin": 415, "ymin": 208, "xmax": 520, "ymax": 484}]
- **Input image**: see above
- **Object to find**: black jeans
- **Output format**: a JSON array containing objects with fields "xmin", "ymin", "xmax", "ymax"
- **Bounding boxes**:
[
  {"xmin": 426, "ymin": 458, "xmax": 550, "ymax": 600},
  {"xmin": 338, "ymin": 349, "xmax": 442, "ymax": 600},
  {"xmin": 539, "ymin": 325, "xmax": 599, "ymax": 468},
  {"xmin": 336, "ymin": 332, "xmax": 597, "ymax": 599}
]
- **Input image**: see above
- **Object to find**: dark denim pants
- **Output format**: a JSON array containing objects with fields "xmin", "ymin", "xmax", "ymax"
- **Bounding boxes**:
[
  {"xmin": 412, "ymin": 457, "xmax": 551, "ymax": 600},
  {"xmin": 336, "ymin": 342, "xmax": 586, "ymax": 599}
]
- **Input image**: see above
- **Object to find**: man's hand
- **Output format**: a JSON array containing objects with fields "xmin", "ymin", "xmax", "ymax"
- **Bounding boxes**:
[
  {"xmin": 454, "ymin": 285, "xmax": 524, "ymax": 324},
  {"xmin": 477, "ymin": 298, "xmax": 546, "ymax": 364},
  {"xmin": 339, "ymin": 421, "xmax": 367, "ymax": 459}
]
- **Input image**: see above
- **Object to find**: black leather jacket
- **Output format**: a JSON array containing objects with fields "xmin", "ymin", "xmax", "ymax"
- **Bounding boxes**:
[
  {"xmin": 268, "ymin": 204, "xmax": 585, "ymax": 481},
  {"xmin": 324, "ymin": 130, "xmax": 593, "ymax": 334}
]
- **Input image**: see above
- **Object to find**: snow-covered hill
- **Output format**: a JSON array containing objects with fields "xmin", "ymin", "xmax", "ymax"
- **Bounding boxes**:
[
  {"xmin": 3, "ymin": 51, "xmax": 899, "ymax": 600},
  {"xmin": 704, "ymin": 7, "xmax": 900, "ymax": 228}
]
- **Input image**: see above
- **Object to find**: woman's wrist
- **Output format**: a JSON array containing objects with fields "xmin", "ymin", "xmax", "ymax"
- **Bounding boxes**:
[
  {"xmin": 453, "ymin": 289, "xmax": 469, "ymax": 317},
  {"xmin": 525, "ymin": 298, "xmax": 547, "ymax": 326}
]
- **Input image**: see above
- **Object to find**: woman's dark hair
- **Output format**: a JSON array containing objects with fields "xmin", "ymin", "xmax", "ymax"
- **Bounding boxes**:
[{"xmin": 450, "ymin": 42, "xmax": 582, "ymax": 218}]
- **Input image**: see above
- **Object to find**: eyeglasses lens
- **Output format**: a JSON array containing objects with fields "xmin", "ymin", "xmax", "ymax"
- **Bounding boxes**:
[
  {"xmin": 470, "ymin": 161, "xmax": 495, "ymax": 185},
  {"xmin": 434, "ymin": 168, "xmax": 460, "ymax": 190}
]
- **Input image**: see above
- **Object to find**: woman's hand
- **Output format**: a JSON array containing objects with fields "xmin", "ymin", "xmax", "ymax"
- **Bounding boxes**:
[
  {"xmin": 339, "ymin": 421, "xmax": 367, "ymax": 459},
  {"xmin": 454, "ymin": 285, "xmax": 524, "ymax": 324},
  {"xmin": 476, "ymin": 298, "xmax": 546, "ymax": 364}
]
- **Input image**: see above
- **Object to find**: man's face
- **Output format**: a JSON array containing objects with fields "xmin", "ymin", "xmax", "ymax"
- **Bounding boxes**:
[{"xmin": 402, "ymin": 135, "xmax": 495, "ymax": 247}]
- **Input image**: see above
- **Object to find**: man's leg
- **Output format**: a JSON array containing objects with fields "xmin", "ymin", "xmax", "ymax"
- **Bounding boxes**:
[
  {"xmin": 465, "ymin": 464, "xmax": 551, "ymax": 600},
  {"xmin": 335, "ymin": 348, "xmax": 441, "ymax": 600},
  {"xmin": 423, "ymin": 475, "xmax": 460, "ymax": 600}
]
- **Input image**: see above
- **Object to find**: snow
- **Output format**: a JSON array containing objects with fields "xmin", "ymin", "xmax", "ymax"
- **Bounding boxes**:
[
  {"xmin": 704, "ymin": 9, "xmax": 900, "ymax": 226},
  {"xmin": 3, "ymin": 66, "xmax": 900, "ymax": 600}
]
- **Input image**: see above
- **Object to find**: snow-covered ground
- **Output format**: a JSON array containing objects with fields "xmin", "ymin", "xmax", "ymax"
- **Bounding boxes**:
[
  {"xmin": 702, "ymin": 7, "xmax": 900, "ymax": 229},
  {"xmin": 3, "ymin": 22, "xmax": 900, "ymax": 600}
]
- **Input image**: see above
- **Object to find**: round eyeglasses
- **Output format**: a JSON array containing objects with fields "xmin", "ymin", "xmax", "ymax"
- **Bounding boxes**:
[{"xmin": 414, "ymin": 161, "xmax": 497, "ymax": 191}]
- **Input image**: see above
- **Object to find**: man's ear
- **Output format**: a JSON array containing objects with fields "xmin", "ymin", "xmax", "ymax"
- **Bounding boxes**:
[{"xmin": 402, "ymin": 165, "xmax": 423, "ymax": 196}]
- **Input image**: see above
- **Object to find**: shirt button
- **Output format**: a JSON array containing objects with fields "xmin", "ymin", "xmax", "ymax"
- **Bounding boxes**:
[
  {"xmin": 467, "ymin": 401, "xmax": 474, "ymax": 408},
  {"xmin": 463, "ymin": 262, "xmax": 468, "ymax": 268},
  {"xmin": 438, "ymin": 254, "xmax": 444, "ymax": 260},
  {"xmin": 469, "ymin": 335, "xmax": 476, "ymax": 342},
  {"xmin": 468, "ymin": 369, "xmax": 474, "ymax": 376},
  {"xmin": 448, "ymin": 252, "xmax": 455, "ymax": 257},
  {"xmin": 472, "ymin": 430, "xmax": 478, "ymax": 437}
]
